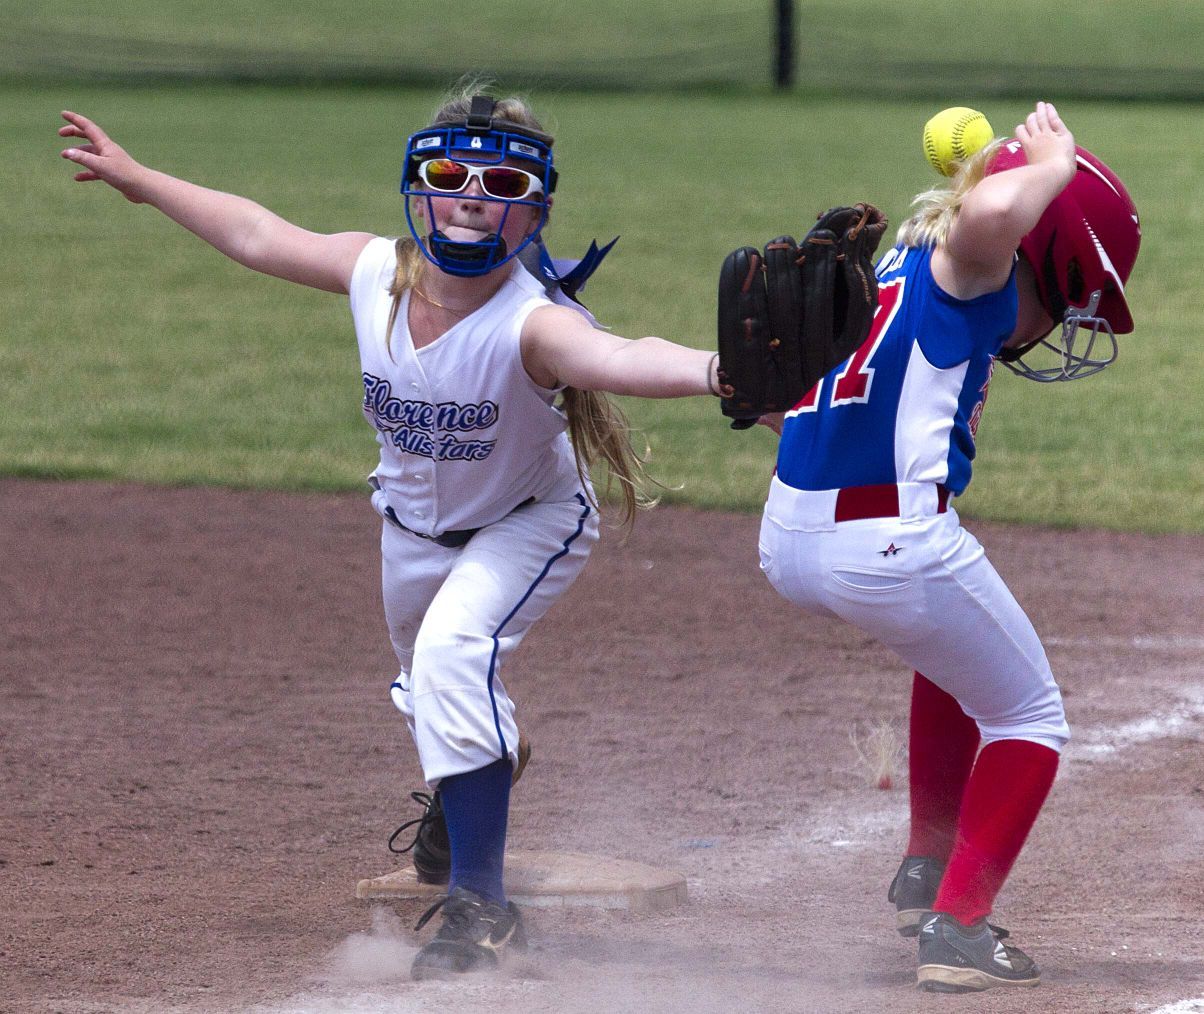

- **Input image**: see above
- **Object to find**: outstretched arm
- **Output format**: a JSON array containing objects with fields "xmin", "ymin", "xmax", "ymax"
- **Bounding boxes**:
[
  {"xmin": 934, "ymin": 101, "xmax": 1077, "ymax": 300},
  {"xmin": 58, "ymin": 110, "xmax": 372, "ymax": 294},
  {"xmin": 520, "ymin": 303, "xmax": 721, "ymax": 398}
]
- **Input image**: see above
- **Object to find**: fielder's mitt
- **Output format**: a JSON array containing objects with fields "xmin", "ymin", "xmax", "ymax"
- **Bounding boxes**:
[{"xmin": 716, "ymin": 203, "xmax": 888, "ymax": 429}]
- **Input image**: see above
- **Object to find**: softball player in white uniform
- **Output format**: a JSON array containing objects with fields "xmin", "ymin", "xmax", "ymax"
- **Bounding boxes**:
[
  {"xmin": 759, "ymin": 103, "xmax": 1141, "ymax": 992},
  {"xmin": 59, "ymin": 91, "xmax": 727, "ymax": 979}
]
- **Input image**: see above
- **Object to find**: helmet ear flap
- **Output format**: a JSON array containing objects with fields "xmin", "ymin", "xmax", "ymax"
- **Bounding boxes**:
[
  {"xmin": 1063, "ymin": 255, "xmax": 1086, "ymax": 308},
  {"xmin": 1035, "ymin": 237, "xmax": 1067, "ymax": 323}
]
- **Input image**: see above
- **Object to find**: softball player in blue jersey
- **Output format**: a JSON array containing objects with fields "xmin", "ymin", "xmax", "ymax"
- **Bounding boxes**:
[
  {"xmin": 60, "ymin": 90, "xmax": 729, "ymax": 979},
  {"xmin": 758, "ymin": 102, "xmax": 1140, "ymax": 992}
]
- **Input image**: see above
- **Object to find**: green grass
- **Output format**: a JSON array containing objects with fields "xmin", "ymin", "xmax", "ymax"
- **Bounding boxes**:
[
  {"xmin": 3, "ymin": 1, "xmax": 1203, "ymax": 97},
  {"xmin": 1, "ymin": 1, "xmax": 765, "ymax": 89},
  {"xmin": 800, "ymin": 0, "xmax": 1204, "ymax": 99},
  {"xmin": 5, "ymin": 84, "xmax": 1201, "ymax": 531}
]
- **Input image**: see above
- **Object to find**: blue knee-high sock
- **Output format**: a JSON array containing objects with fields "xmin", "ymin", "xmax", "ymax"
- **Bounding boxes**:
[{"xmin": 438, "ymin": 757, "xmax": 512, "ymax": 905}]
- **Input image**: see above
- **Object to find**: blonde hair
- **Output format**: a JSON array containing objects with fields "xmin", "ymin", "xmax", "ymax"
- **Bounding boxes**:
[
  {"xmin": 385, "ymin": 86, "xmax": 656, "ymax": 529},
  {"xmin": 895, "ymin": 139, "xmax": 1006, "ymax": 249}
]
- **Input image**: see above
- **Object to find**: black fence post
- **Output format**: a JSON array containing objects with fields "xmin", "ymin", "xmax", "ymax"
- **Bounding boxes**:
[{"xmin": 775, "ymin": 0, "xmax": 795, "ymax": 89}]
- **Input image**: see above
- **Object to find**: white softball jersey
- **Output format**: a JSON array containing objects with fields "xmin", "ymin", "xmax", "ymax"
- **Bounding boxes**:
[
  {"xmin": 350, "ymin": 236, "xmax": 582, "ymax": 537},
  {"xmin": 349, "ymin": 237, "xmax": 599, "ymax": 784}
]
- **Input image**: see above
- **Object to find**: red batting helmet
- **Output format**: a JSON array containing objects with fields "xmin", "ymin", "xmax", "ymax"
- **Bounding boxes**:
[{"xmin": 988, "ymin": 140, "xmax": 1141, "ymax": 381}]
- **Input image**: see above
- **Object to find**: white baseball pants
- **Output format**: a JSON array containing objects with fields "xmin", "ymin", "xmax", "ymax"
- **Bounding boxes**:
[
  {"xmin": 758, "ymin": 476, "xmax": 1069, "ymax": 752},
  {"xmin": 380, "ymin": 491, "xmax": 599, "ymax": 785}
]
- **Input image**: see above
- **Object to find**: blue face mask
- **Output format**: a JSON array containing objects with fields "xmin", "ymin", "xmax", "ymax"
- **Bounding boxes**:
[{"xmin": 400, "ymin": 96, "xmax": 558, "ymax": 278}]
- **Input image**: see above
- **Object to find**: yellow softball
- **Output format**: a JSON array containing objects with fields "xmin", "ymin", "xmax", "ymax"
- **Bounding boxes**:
[{"xmin": 922, "ymin": 107, "xmax": 994, "ymax": 177}]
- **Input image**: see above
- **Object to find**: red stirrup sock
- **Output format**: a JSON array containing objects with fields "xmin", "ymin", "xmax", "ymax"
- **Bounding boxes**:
[
  {"xmin": 934, "ymin": 738, "xmax": 1060, "ymax": 925},
  {"xmin": 906, "ymin": 672, "xmax": 981, "ymax": 862}
]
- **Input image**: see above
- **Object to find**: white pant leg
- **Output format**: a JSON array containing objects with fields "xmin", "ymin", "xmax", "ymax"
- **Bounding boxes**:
[
  {"xmin": 379, "ymin": 520, "xmax": 461, "ymax": 751},
  {"xmin": 760, "ymin": 504, "xmax": 1068, "ymax": 752},
  {"xmin": 388, "ymin": 493, "xmax": 599, "ymax": 785}
]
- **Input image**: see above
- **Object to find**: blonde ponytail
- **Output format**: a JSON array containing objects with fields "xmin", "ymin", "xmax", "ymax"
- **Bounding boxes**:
[
  {"xmin": 896, "ymin": 139, "xmax": 1006, "ymax": 249},
  {"xmin": 560, "ymin": 387, "xmax": 661, "ymax": 530},
  {"xmin": 383, "ymin": 237, "xmax": 427, "ymax": 360}
]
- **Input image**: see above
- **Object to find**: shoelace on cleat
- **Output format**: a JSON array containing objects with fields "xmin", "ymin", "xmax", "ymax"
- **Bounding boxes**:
[
  {"xmin": 387, "ymin": 791, "xmax": 438, "ymax": 855},
  {"xmin": 413, "ymin": 892, "xmax": 492, "ymax": 935},
  {"xmin": 414, "ymin": 894, "xmax": 450, "ymax": 932}
]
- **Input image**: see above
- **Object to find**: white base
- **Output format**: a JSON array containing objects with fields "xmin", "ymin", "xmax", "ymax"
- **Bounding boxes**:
[{"xmin": 356, "ymin": 850, "xmax": 687, "ymax": 913}]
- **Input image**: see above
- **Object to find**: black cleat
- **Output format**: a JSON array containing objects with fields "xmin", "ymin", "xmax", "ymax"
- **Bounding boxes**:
[
  {"xmin": 887, "ymin": 855, "xmax": 943, "ymax": 937},
  {"xmin": 387, "ymin": 737, "xmax": 531, "ymax": 886},
  {"xmin": 410, "ymin": 886, "xmax": 527, "ymax": 980},
  {"xmin": 389, "ymin": 789, "xmax": 451, "ymax": 884},
  {"xmin": 916, "ymin": 912, "xmax": 1040, "ymax": 992}
]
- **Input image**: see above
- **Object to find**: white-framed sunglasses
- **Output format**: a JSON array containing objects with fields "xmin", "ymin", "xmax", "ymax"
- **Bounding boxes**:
[{"xmin": 417, "ymin": 158, "xmax": 544, "ymax": 201}]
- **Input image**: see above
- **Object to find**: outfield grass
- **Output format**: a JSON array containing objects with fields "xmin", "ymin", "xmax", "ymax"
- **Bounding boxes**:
[
  {"xmin": 3, "ymin": 1, "xmax": 1203, "ymax": 97},
  {"xmin": 4, "ymin": 85, "xmax": 1200, "ymax": 532}
]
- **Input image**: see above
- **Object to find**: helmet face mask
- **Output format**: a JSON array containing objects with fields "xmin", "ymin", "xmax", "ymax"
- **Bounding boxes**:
[
  {"xmin": 988, "ymin": 141, "xmax": 1140, "ymax": 382},
  {"xmin": 998, "ymin": 289, "xmax": 1120, "ymax": 382},
  {"xmin": 400, "ymin": 96, "xmax": 557, "ymax": 278}
]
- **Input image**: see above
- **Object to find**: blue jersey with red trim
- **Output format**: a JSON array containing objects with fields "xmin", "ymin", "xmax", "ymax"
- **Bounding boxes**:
[{"xmin": 775, "ymin": 243, "xmax": 1018, "ymax": 496}]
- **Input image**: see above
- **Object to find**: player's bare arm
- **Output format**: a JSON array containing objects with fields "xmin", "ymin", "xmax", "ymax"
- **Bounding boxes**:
[
  {"xmin": 520, "ymin": 302, "xmax": 720, "ymax": 398},
  {"xmin": 59, "ymin": 110, "xmax": 372, "ymax": 294},
  {"xmin": 933, "ymin": 102, "xmax": 1077, "ymax": 300}
]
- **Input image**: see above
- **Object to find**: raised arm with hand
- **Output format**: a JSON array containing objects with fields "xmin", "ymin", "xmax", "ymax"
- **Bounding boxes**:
[
  {"xmin": 935, "ymin": 101, "xmax": 1077, "ymax": 299},
  {"xmin": 59, "ymin": 110, "xmax": 371, "ymax": 294}
]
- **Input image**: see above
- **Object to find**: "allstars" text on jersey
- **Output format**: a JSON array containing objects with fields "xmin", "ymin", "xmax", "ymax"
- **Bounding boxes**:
[{"xmin": 362, "ymin": 374, "xmax": 499, "ymax": 462}]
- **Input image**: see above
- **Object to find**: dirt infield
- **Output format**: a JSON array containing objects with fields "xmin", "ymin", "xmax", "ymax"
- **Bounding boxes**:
[{"xmin": 3, "ymin": 478, "xmax": 1202, "ymax": 1013}]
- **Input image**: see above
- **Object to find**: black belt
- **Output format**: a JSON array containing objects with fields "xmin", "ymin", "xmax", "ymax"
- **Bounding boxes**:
[{"xmin": 383, "ymin": 497, "xmax": 536, "ymax": 549}]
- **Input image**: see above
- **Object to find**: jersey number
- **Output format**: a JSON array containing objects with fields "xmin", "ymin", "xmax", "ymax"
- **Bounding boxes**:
[{"xmin": 792, "ymin": 277, "xmax": 904, "ymax": 413}]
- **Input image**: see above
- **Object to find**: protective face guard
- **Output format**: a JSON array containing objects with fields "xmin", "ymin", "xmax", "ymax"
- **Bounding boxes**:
[
  {"xmin": 400, "ymin": 96, "xmax": 557, "ymax": 278},
  {"xmin": 998, "ymin": 290, "xmax": 1118, "ymax": 383}
]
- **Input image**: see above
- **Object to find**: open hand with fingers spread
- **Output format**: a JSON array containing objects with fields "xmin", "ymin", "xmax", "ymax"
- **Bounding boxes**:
[
  {"xmin": 59, "ymin": 110, "xmax": 149, "ymax": 203},
  {"xmin": 1014, "ymin": 101, "xmax": 1076, "ymax": 187}
]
